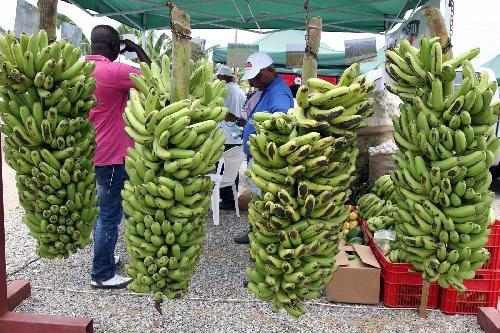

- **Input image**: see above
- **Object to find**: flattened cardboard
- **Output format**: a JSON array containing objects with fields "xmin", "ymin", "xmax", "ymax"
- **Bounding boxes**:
[
  {"xmin": 325, "ymin": 244, "xmax": 380, "ymax": 304},
  {"xmin": 354, "ymin": 244, "xmax": 380, "ymax": 268}
]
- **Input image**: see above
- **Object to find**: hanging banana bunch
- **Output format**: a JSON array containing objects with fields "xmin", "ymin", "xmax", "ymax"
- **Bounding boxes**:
[
  {"xmin": 385, "ymin": 37, "xmax": 500, "ymax": 290},
  {"xmin": 122, "ymin": 56, "xmax": 228, "ymax": 301},
  {"xmin": 245, "ymin": 63, "xmax": 375, "ymax": 317},
  {"xmin": 0, "ymin": 30, "xmax": 98, "ymax": 259}
]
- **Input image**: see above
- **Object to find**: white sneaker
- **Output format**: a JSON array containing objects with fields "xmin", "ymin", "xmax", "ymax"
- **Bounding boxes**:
[
  {"xmin": 114, "ymin": 255, "xmax": 120, "ymax": 265},
  {"xmin": 91, "ymin": 274, "xmax": 132, "ymax": 289}
]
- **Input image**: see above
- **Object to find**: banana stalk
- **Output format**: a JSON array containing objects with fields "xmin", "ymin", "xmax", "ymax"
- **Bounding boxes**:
[{"xmin": 169, "ymin": 3, "xmax": 191, "ymax": 102}]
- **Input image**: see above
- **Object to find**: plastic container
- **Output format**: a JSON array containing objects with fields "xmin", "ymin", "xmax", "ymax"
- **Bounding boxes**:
[
  {"xmin": 440, "ymin": 270, "xmax": 500, "ymax": 314},
  {"xmin": 359, "ymin": 219, "xmax": 440, "ymax": 308}
]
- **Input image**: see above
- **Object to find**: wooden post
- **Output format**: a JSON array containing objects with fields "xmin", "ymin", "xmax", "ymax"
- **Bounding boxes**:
[
  {"xmin": 419, "ymin": 280, "xmax": 431, "ymax": 317},
  {"xmin": 302, "ymin": 16, "xmax": 322, "ymax": 82},
  {"xmin": 421, "ymin": 6, "xmax": 453, "ymax": 61},
  {"xmin": 37, "ymin": 0, "xmax": 59, "ymax": 43},
  {"xmin": 168, "ymin": 2, "xmax": 191, "ymax": 102}
]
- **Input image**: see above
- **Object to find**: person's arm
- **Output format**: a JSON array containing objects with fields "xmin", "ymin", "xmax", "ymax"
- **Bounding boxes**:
[
  {"xmin": 269, "ymin": 91, "xmax": 294, "ymax": 113},
  {"xmin": 235, "ymin": 90, "xmax": 247, "ymax": 126},
  {"xmin": 224, "ymin": 87, "xmax": 240, "ymax": 122},
  {"xmin": 120, "ymin": 39, "xmax": 152, "ymax": 66}
]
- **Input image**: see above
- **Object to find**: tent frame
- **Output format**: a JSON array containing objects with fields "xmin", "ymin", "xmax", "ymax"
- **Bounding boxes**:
[{"xmin": 66, "ymin": 0, "xmax": 419, "ymax": 35}]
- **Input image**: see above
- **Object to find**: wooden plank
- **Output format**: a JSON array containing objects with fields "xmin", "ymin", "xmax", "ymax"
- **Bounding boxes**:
[
  {"xmin": 7, "ymin": 280, "xmax": 31, "ymax": 311},
  {"xmin": 0, "ymin": 312, "xmax": 93, "ymax": 333}
]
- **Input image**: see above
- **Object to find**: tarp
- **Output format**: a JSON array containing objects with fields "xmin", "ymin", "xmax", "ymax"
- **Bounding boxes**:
[
  {"xmin": 482, "ymin": 55, "xmax": 500, "ymax": 84},
  {"xmin": 65, "ymin": 0, "xmax": 427, "ymax": 33},
  {"xmin": 212, "ymin": 30, "xmax": 347, "ymax": 70}
]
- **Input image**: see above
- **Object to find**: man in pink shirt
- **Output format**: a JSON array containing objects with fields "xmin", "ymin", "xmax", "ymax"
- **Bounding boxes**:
[{"xmin": 86, "ymin": 25, "xmax": 151, "ymax": 289}]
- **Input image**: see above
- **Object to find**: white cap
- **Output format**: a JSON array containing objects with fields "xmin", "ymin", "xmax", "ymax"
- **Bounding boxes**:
[
  {"xmin": 216, "ymin": 65, "xmax": 234, "ymax": 77},
  {"xmin": 294, "ymin": 77, "xmax": 302, "ymax": 85},
  {"xmin": 241, "ymin": 52, "xmax": 273, "ymax": 80}
]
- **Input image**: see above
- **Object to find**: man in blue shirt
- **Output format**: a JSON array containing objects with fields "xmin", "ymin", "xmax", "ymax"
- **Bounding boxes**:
[{"xmin": 235, "ymin": 52, "xmax": 294, "ymax": 244}]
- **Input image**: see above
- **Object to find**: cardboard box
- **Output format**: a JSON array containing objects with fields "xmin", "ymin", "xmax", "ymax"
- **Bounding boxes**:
[{"xmin": 325, "ymin": 244, "xmax": 380, "ymax": 304}]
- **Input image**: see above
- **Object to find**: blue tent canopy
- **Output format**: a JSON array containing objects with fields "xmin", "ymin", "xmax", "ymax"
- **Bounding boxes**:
[{"xmin": 482, "ymin": 55, "xmax": 500, "ymax": 84}]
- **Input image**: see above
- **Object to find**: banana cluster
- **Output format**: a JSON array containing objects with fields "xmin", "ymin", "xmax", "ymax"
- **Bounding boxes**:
[
  {"xmin": 245, "ymin": 64, "xmax": 374, "ymax": 317},
  {"xmin": 357, "ymin": 193, "xmax": 397, "ymax": 221},
  {"xmin": 386, "ymin": 37, "xmax": 500, "ymax": 290},
  {"xmin": 371, "ymin": 174, "xmax": 397, "ymax": 201},
  {"xmin": 365, "ymin": 216, "xmax": 395, "ymax": 233},
  {"xmin": 358, "ymin": 178, "xmax": 406, "ymax": 263},
  {"xmin": 122, "ymin": 56, "xmax": 228, "ymax": 301},
  {"xmin": 0, "ymin": 30, "xmax": 98, "ymax": 259}
]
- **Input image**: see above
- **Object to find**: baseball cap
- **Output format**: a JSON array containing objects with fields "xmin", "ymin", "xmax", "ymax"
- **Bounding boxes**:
[
  {"xmin": 241, "ymin": 52, "xmax": 273, "ymax": 80},
  {"xmin": 216, "ymin": 65, "xmax": 234, "ymax": 77}
]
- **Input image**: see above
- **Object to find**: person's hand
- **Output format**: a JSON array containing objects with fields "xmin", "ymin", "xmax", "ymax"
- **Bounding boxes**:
[
  {"xmin": 236, "ymin": 117, "xmax": 247, "ymax": 127},
  {"xmin": 120, "ymin": 39, "xmax": 140, "ymax": 54},
  {"xmin": 225, "ymin": 113, "xmax": 238, "ymax": 122}
]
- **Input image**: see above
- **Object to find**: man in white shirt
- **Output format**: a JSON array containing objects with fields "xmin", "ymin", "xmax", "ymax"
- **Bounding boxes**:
[{"xmin": 216, "ymin": 65, "xmax": 246, "ymax": 210}]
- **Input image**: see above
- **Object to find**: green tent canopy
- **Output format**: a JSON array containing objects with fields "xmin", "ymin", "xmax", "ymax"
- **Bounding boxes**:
[
  {"xmin": 65, "ymin": 0, "xmax": 427, "ymax": 33},
  {"xmin": 482, "ymin": 55, "xmax": 500, "ymax": 84},
  {"xmin": 271, "ymin": 48, "xmax": 385, "ymax": 77},
  {"xmin": 212, "ymin": 30, "xmax": 385, "ymax": 77},
  {"xmin": 212, "ymin": 30, "xmax": 348, "ymax": 70}
]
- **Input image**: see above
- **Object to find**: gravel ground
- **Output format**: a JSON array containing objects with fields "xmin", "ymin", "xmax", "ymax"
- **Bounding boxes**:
[{"xmin": 4, "ymin": 166, "xmax": 497, "ymax": 333}]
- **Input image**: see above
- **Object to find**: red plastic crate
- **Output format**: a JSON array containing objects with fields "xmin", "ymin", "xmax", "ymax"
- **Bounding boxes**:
[
  {"xmin": 481, "ymin": 220, "xmax": 500, "ymax": 271},
  {"xmin": 440, "ymin": 270, "xmax": 500, "ymax": 314},
  {"xmin": 359, "ymin": 219, "xmax": 440, "ymax": 308}
]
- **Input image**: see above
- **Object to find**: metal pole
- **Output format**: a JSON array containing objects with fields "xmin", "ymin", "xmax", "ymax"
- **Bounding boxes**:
[
  {"xmin": 233, "ymin": 29, "xmax": 238, "ymax": 82},
  {"xmin": 381, "ymin": 29, "xmax": 387, "ymax": 89},
  {"xmin": 141, "ymin": 29, "xmax": 147, "ymax": 50}
]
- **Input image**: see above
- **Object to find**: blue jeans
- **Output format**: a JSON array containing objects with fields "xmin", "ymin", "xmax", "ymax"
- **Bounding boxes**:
[
  {"xmin": 91, "ymin": 164, "xmax": 128, "ymax": 282},
  {"xmin": 247, "ymin": 158, "xmax": 261, "ymax": 196}
]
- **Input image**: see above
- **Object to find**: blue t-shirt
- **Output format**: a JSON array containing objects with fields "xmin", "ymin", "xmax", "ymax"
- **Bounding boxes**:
[{"xmin": 242, "ymin": 76, "xmax": 294, "ymax": 155}]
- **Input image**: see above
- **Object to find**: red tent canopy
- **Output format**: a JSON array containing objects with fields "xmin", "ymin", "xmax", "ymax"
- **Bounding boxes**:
[{"xmin": 278, "ymin": 73, "xmax": 338, "ymax": 86}]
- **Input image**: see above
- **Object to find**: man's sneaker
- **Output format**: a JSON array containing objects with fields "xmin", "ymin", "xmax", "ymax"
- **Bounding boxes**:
[
  {"xmin": 91, "ymin": 274, "xmax": 132, "ymax": 289},
  {"xmin": 114, "ymin": 255, "xmax": 120, "ymax": 265},
  {"xmin": 233, "ymin": 233, "xmax": 249, "ymax": 244}
]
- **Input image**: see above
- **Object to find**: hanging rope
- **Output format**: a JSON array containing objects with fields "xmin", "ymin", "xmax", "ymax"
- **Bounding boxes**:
[
  {"xmin": 304, "ymin": 0, "xmax": 318, "ymax": 61},
  {"xmin": 30, "ymin": 284, "xmax": 443, "ymax": 312}
]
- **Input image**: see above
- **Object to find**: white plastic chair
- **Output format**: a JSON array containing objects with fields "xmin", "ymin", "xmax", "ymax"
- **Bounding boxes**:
[{"xmin": 208, "ymin": 145, "xmax": 246, "ymax": 225}]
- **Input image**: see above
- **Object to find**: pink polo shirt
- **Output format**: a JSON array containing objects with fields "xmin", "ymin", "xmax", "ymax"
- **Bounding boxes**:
[{"xmin": 86, "ymin": 55, "xmax": 141, "ymax": 166}]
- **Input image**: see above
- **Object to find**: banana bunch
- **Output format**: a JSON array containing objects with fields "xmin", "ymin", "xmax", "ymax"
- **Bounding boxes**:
[
  {"xmin": 387, "ymin": 247, "xmax": 408, "ymax": 263},
  {"xmin": 0, "ymin": 30, "xmax": 98, "ymax": 259},
  {"xmin": 122, "ymin": 57, "xmax": 227, "ymax": 301},
  {"xmin": 357, "ymin": 193, "xmax": 398, "ymax": 220},
  {"xmin": 371, "ymin": 174, "xmax": 397, "ymax": 201},
  {"xmin": 386, "ymin": 37, "xmax": 500, "ymax": 291},
  {"xmin": 189, "ymin": 58, "xmax": 214, "ymax": 99},
  {"xmin": 366, "ymin": 216, "xmax": 395, "ymax": 233},
  {"xmin": 245, "ymin": 64, "xmax": 374, "ymax": 317}
]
